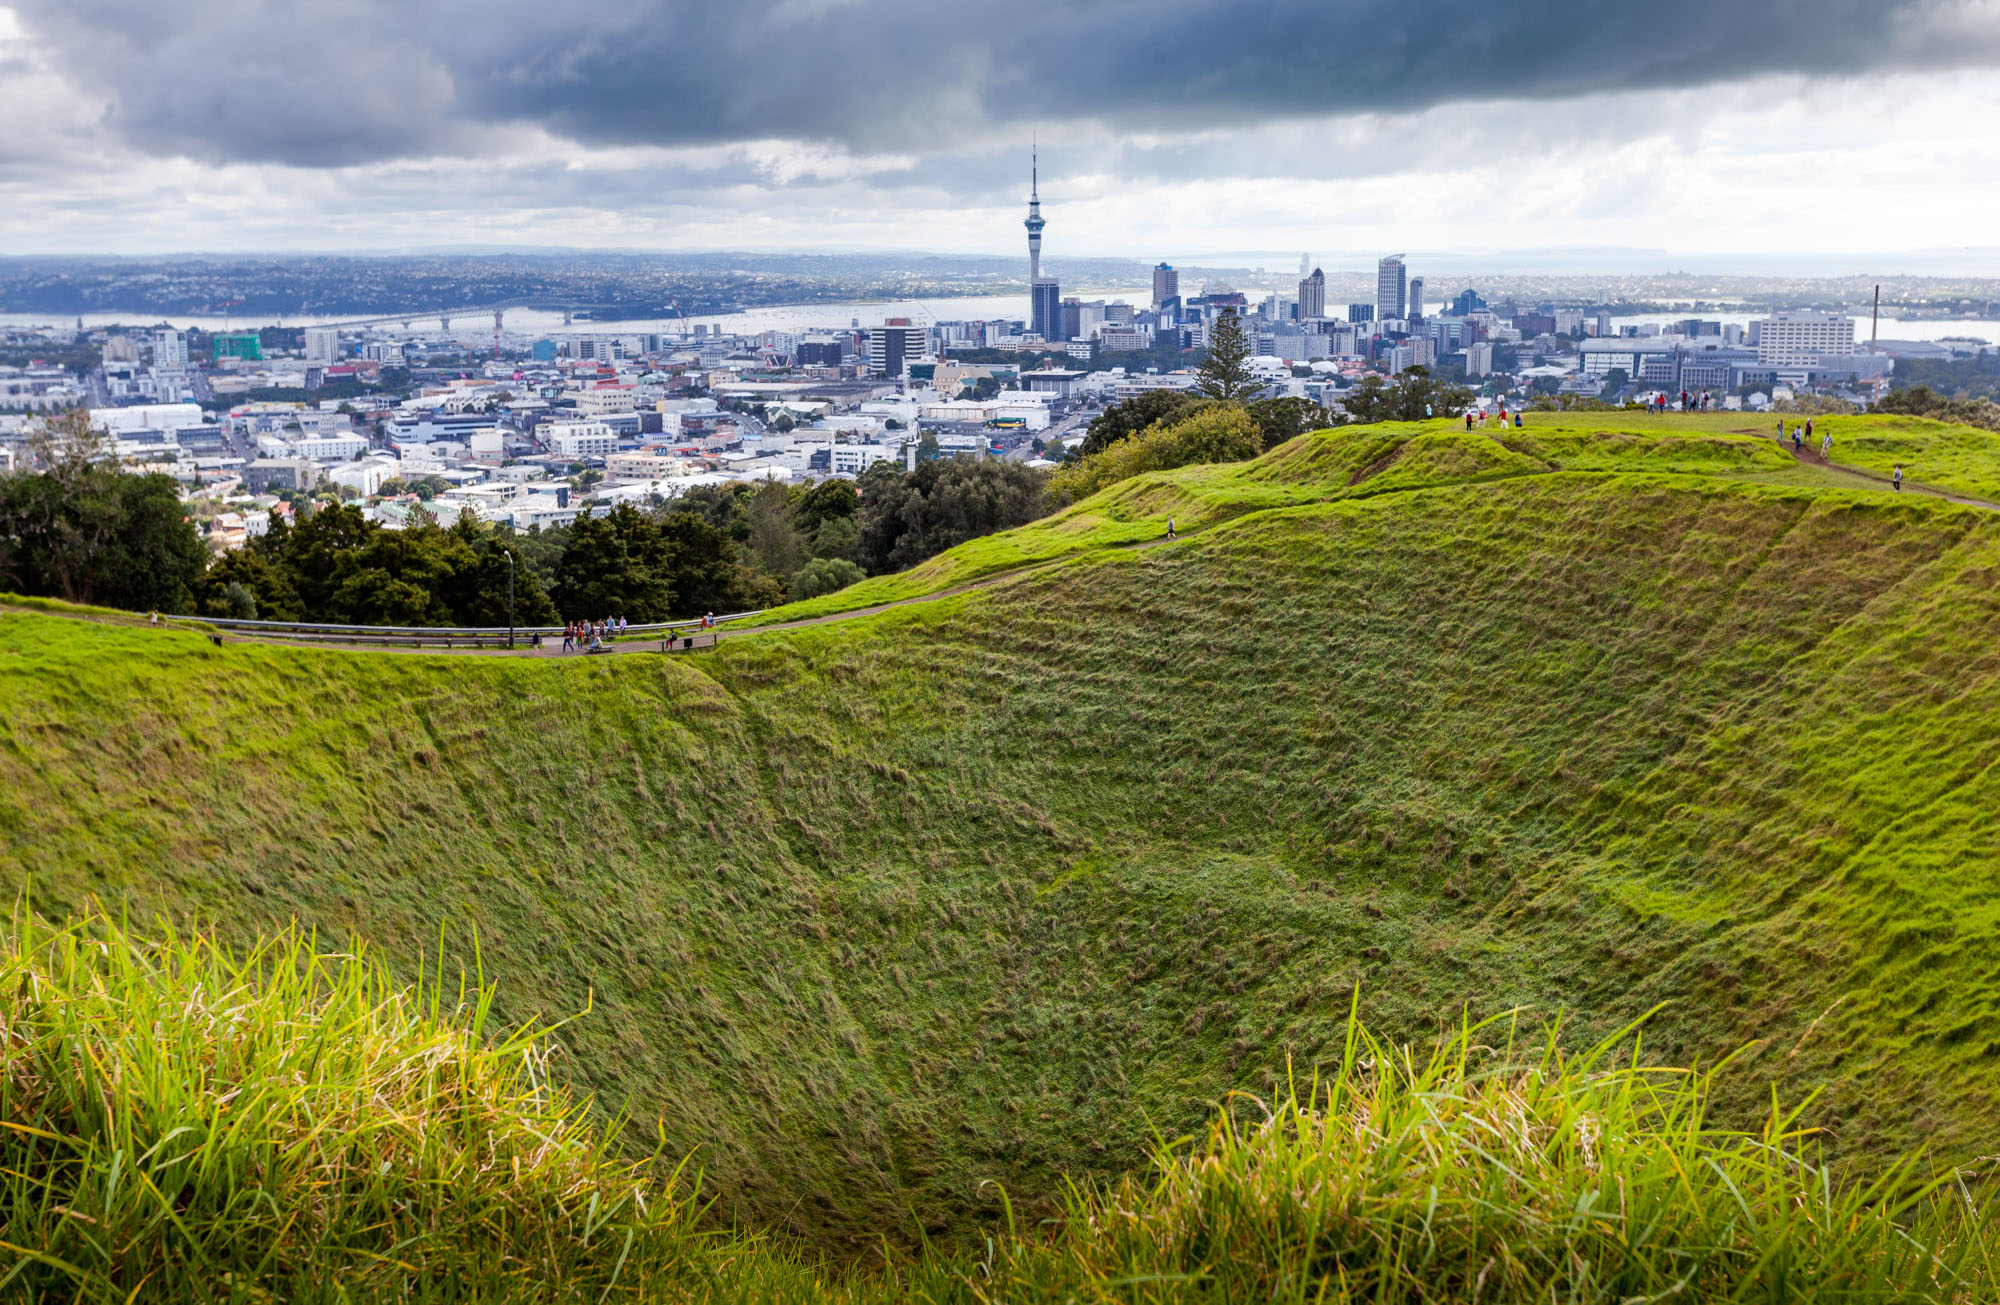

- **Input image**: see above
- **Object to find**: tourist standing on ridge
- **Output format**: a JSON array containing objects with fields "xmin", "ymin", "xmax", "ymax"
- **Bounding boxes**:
[{"xmin": 1894, "ymin": 464, "xmax": 1905, "ymax": 492}]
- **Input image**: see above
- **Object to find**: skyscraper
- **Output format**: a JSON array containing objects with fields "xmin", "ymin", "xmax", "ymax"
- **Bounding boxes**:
[
  {"xmin": 1032, "ymin": 281, "xmax": 1064, "ymax": 342},
  {"xmin": 1153, "ymin": 262, "xmax": 1179, "ymax": 308},
  {"xmin": 1297, "ymin": 267, "xmax": 1326, "ymax": 321},
  {"xmin": 1407, "ymin": 277, "xmax": 1425, "ymax": 321},
  {"xmin": 1377, "ymin": 256, "xmax": 1407, "ymax": 322},
  {"xmin": 1026, "ymin": 150, "xmax": 1060, "ymax": 341}
]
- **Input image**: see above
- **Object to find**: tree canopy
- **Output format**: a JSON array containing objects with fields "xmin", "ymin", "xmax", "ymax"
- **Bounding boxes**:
[
  {"xmin": 855, "ymin": 458, "xmax": 1049, "ymax": 574},
  {"xmin": 0, "ymin": 411, "xmax": 208, "ymax": 612},
  {"xmin": 1078, "ymin": 389, "xmax": 1209, "ymax": 458},
  {"xmin": 1340, "ymin": 367, "xmax": 1476, "ymax": 425}
]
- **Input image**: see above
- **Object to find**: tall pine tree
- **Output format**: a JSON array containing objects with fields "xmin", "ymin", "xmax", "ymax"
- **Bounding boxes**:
[{"xmin": 1193, "ymin": 310, "xmax": 1255, "ymax": 402}]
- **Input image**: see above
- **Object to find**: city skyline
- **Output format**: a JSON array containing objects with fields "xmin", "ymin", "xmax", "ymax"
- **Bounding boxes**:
[{"xmin": 1, "ymin": 2, "xmax": 2000, "ymax": 264}]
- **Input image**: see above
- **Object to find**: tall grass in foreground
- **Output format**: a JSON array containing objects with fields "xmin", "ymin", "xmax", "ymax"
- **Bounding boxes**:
[
  {"xmin": 965, "ymin": 1013, "xmax": 2000, "ymax": 1303},
  {"xmin": 0, "ymin": 910, "xmax": 717, "ymax": 1302},
  {"xmin": 2, "ymin": 914, "xmax": 1997, "ymax": 1303}
]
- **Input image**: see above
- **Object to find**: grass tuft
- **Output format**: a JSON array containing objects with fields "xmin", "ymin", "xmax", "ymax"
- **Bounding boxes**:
[
  {"xmin": 0, "ymin": 907, "xmax": 707, "ymax": 1301},
  {"xmin": 981, "ymin": 1012, "xmax": 2000, "ymax": 1302}
]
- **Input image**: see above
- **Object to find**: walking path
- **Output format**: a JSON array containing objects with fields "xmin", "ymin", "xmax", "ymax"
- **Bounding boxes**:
[{"xmin": 1749, "ymin": 424, "xmax": 2000, "ymax": 510}]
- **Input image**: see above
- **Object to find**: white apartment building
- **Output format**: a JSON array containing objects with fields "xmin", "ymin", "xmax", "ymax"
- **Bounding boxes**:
[
  {"xmin": 605, "ymin": 451, "xmax": 695, "ymax": 479},
  {"xmin": 295, "ymin": 434, "xmax": 370, "ymax": 462},
  {"xmin": 153, "ymin": 330, "xmax": 189, "ymax": 370},
  {"xmin": 829, "ymin": 443, "xmax": 902, "ymax": 475},
  {"xmin": 327, "ymin": 457, "xmax": 397, "ymax": 496},
  {"xmin": 304, "ymin": 327, "xmax": 341, "ymax": 365},
  {"xmin": 1756, "ymin": 312, "xmax": 1856, "ymax": 367},
  {"xmin": 568, "ymin": 387, "xmax": 638, "ymax": 416},
  {"xmin": 545, "ymin": 421, "xmax": 618, "ymax": 460}
]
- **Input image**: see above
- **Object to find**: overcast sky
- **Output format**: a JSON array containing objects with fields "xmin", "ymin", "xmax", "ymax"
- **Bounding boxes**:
[{"xmin": 4, "ymin": 0, "xmax": 2000, "ymax": 269}]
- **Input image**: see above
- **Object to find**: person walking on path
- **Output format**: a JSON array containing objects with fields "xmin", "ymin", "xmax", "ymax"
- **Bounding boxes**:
[
  {"xmin": 1894, "ymin": 464, "xmax": 1904, "ymax": 492},
  {"xmin": 1792, "ymin": 427, "xmax": 1802, "ymax": 455},
  {"xmin": 1805, "ymin": 418, "xmax": 1815, "ymax": 447},
  {"xmin": 1821, "ymin": 430, "xmax": 1833, "ymax": 459},
  {"xmin": 1166, "ymin": 515, "xmax": 1176, "ymax": 540}
]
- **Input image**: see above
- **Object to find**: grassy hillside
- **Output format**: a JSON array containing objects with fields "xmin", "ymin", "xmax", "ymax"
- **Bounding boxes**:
[
  {"xmin": 5, "ymin": 415, "xmax": 2000, "ymax": 1264},
  {"xmin": 752, "ymin": 415, "xmax": 1803, "ymax": 623}
]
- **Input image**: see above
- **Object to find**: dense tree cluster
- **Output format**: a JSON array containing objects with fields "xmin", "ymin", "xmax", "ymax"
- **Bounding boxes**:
[
  {"xmin": 202, "ymin": 507, "xmax": 562, "ymax": 625},
  {"xmin": 853, "ymin": 458, "xmax": 1049, "ymax": 574},
  {"xmin": 1888, "ymin": 355, "xmax": 2000, "ymax": 406},
  {"xmin": 1876, "ymin": 384, "xmax": 2000, "ymax": 432},
  {"xmin": 0, "ymin": 413, "xmax": 208, "ymax": 612}
]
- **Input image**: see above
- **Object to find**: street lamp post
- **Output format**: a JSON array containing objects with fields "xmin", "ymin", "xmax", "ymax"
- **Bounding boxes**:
[{"xmin": 504, "ymin": 550, "xmax": 515, "ymax": 649}]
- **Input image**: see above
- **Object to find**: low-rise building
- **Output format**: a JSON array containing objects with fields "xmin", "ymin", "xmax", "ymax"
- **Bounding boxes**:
[{"xmin": 544, "ymin": 421, "xmax": 618, "ymax": 460}]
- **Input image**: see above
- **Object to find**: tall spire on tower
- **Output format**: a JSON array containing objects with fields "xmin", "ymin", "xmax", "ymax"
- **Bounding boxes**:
[{"xmin": 1025, "ymin": 137, "xmax": 1047, "ymax": 284}]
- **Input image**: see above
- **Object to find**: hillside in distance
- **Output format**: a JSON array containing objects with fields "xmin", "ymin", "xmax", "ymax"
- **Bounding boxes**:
[{"xmin": 5, "ymin": 413, "xmax": 2000, "ymax": 1257}]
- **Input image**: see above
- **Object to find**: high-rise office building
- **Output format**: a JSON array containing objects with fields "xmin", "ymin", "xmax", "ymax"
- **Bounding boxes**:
[
  {"xmin": 1025, "ymin": 151, "xmax": 1060, "ymax": 341},
  {"xmin": 1153, "ymin": 263, "xmax": 1179, "ymax": 308},
  {"xmin": 1407, "ymin": 277, "xmax": 1425, "ymax": 321},
  {"xmin": 1450, "ymin": 289, "xmax": 1488, "ymax": 317},
  {"xmin": 866, "ymin": 319, "xmax": 928, "ymax": 377},
  {"xmin": 1377, "ymin": 256, "xmax": 1407, "ymax": 322},
  {"xmin": 1348, "ymin": 303, "xmax": 1375, "ymax": 324},
  {"xmin": 304, "ymin": 327, "xmax": 340, "ymax": 365},
  {"xmin": 1297, "ymin": 267, "xmax": 1326, "ymax": 321}
]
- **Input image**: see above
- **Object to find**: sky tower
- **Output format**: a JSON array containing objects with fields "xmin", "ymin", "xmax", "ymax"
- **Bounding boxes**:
[
  {"xmin": 1025, "ymin": 147, "xmax": 1061, "ymax": 342},
  {"xmin": 1025, "ymin": 148, "xmax": 1046, "ymax": 283}
]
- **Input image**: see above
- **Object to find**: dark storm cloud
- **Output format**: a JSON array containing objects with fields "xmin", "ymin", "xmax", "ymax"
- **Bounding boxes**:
[{"xmin": 14, "ymin": 0, "xmax": 2000, "ymax": 166}]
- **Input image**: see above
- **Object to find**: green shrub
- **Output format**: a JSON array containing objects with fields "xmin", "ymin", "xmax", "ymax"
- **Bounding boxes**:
[
  {"xmin": 1051, "ymin": 404, "xmax": 1260, "ymax": 500},
  {"xmin": 790, "ymin": 556, "xmax": 866, "ymax": 601}
]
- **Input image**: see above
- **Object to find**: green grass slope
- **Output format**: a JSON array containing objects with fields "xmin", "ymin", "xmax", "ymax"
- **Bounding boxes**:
[
  {"xmin": 5, "ymin": 417, "xmax": 2000, "ymax": 1258},
  {"xmin": 1817, "ymin": 413, "xmax": 2000, "ymax": 500},
  {"xmin": 751, "ymin": 415, "xmax": 1802, "ymax": 623}
]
